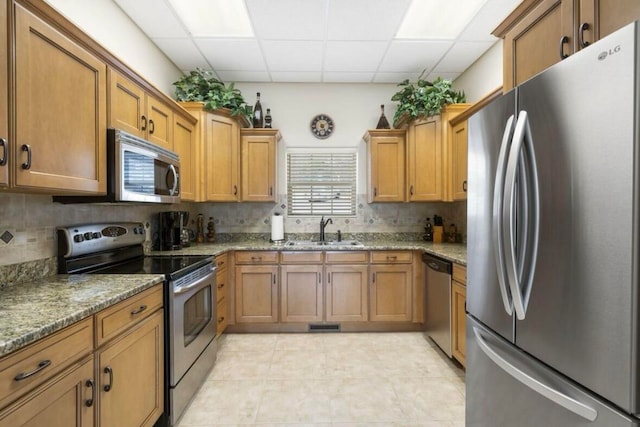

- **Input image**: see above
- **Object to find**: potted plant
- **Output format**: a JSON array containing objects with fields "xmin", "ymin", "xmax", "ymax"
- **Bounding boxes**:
[
  {"xmin": 391, "ymin": 74, "xmax": 466, "ymax": 128},
  {"xmin": 173, "ymin": 68, "xmax": 252, "ymax": 125}
]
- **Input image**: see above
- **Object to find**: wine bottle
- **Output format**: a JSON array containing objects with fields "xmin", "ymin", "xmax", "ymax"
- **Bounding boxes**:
[
  {"xmin": 265, "ymin": 108, "xmax": 272, "ymax": 128},
  {"xmin": 376, "ymin": 104, "xmax": 390, "ymax": 129},
  {"xmin": 253, "ymin": 92, "xmax": 264, "ymax": 128}
]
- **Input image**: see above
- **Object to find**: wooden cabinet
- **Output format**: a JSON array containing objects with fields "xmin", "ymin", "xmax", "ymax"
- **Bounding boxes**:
[
  {"xmin": 369, "ymin": 251, "xmax": 413, "ymax": 321},
  {"xmin": 449, "ymin": 119, "xmax": 468, "ymax": 201},
  {"xmin": 13, "ymin": 3, "xmax": 106, "ymax": 194},
  {"xmin": 97, "ymin": 311, "xmax": 163, "ymax": 427},
  {"xmin": 325, "ymin": 264, "xmax": 369, "ymax": 322},
  {"xmin": 451, "ymin": 264, "xmax": 467, "ymax": 367},
  {"xmin": 215, "ymin": 253, "xmax": 229, "ymax": 334},
  {"xmin": 363, "ymin": 129, "xmax": 406, "ymax": 202},
  {"xmin": 235, "ymin": 252, "xmax": 279, "ymax": 323},
  {"xmin": 280, "ymin": 264, "xmax": 324, "ymax": 322},
  {"xmin": 240, "ymin": 128, "xmax": 280, "ymax": 202},
  {"xmin": 108, "ymin": 69, "xmax": 173, "ymax": 150},
  {"xmin": 0, "ymin": 0, "xmax": 7, "ymax": 187},
  {"xmin": 495, "ymin": 0, "xmax": 640, "ymax": 90},
  {"xmin": 173, "ymin": 113, "xmax": 197, "ymax": 201},
  {"xmin": 0, "ymin": 356, "xmax": 95, "ymax": 427}
]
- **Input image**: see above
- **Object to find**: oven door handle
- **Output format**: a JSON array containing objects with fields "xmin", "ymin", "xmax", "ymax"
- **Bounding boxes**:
[{"xmin": 173, "ymin": 269, "xmax": 215, "ymax": 295}]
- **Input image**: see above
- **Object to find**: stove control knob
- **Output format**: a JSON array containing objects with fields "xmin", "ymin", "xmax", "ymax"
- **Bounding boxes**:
[
  {"xmin": 92, "ymin": 232, "xmax": 101, "ymax": 239},
  {"xmin": 73, "ymin": 234, "xmax": 84, "ymax": 243},
  {"xmin": 83, "ymin": 232, "xmax": 93, "ymax": 240}
]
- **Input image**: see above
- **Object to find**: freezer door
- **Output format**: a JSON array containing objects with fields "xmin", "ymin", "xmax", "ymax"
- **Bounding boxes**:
[
  {"xmin": 467, "ymin": 316, "xmax": 640, "ymax": 427},
  {"xmin": 514, "ymin": 22, "xmax": 639, "ymax": 413},
  {"xmin": 467, "ymin": 90, "xmax": 516, "ymax": 341}
]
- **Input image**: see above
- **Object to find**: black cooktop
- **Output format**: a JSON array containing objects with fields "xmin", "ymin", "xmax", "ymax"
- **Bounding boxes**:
[{"xmin": 93, "ymin": 255, "xmax": 213, "ymax": 279}]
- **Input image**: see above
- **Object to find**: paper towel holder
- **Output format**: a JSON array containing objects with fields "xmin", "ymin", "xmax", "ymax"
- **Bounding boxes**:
[{"xmin": 270, "ymin": 212, "xmax": 286, "ymax": 244}]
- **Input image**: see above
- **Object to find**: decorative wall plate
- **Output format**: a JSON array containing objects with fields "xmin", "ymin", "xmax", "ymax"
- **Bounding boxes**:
[{"xmin": 310, "ymin": 114, "xmax": 334, "ymax": 139}]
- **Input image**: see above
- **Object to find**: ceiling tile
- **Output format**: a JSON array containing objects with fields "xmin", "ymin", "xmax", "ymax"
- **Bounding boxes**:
[
  {"xmin": 152, "ymin": 38, "xmax": 210, "ymax": 71},
  {"xmin": 270, "ymin": 72, "xmax": 323, "ymax": 82},
  {"xmin": 373, "ymin": 72, "xmax": 421, "ymax": 83},
  {"xmin": 114, "ymin": 0, "xmax": 188, "ymax": 38},
  {"xmin": 262, "ymin": 41, "xmax": 324, "ymax": 72},
  {"xmin": 425, "ymin": 71, "xmax": 462, "ymax": 82},
  {"xmin": 432, "ymin": 41, "xmax": 495, "ymax": 72},
  {"xmin": 458, "ymin": 0, "xmax": 520, "ymax": 41},
  {"xmin": 323, "ymin": 72, "xmax": 375, "ymax": 83},
  {"xmin": 246, "ymin": 0, "xmax": 328, "ymax": 40},
  {"xmin": 195, "ymin": 39, "xmax": 267, "ymax": 71},
  {"xmin": 216, "ymin": 70, "xmax": 272, "ymax": 82},
  {"xmin": 379, "ymin": 41, "xmax": 453, "ymax": 73},
  {"xmin": 326, "ymin": 0, "xmax": 411, "ymax": 40},
  {"xmin": 324, "ymin": 41, "xmax": 388, "ymax": 72}
]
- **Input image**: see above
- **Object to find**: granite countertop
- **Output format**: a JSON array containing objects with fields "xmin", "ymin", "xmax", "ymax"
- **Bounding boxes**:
[
  {"xmin": 0, "ymin": 274, "xmax": 164, "ymax": 358},
  {"xmin": 153, "ymin": 240, "xmax": 467, "ymax": 265}
]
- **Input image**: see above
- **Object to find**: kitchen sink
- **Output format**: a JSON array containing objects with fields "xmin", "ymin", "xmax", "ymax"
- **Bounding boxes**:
[{"xmin": 285, "ymin": 240, "xmax": 364, "ymax": 247}]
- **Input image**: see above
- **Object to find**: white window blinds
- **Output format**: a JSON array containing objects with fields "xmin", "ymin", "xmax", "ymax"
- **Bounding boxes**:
[{"xmin": 287, "ymin": 152, "xmax": 357, "ymax": 216}]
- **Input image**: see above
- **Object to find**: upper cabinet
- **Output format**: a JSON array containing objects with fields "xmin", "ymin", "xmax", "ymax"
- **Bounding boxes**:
[
  {"xmin": 495, "ymin": 0, "xmax": 640, "ymax": 90},
  {"xmin": 363, "ymin": 129, "xmax": 406, "ymax": 203},
  {"xmin": 240, "ymin": 128, "xmax": 280, "ymax": 202},
  {"xmin": 108, "ymin": 69, "xmax": 173, "ymax": 151},
  {"xmin": 172, "ymin": 113, "xmax": 197, "ymax": 202},
  {"xmin": 0, "ymin": 0, "xmax": 7, "ymax": 187},
  {"xmin": 13, "ymin": 2, "xmax": 106, "ymax": 194}
]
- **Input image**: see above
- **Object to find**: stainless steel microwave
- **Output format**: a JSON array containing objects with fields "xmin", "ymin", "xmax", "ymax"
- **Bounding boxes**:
[{"xmin": 54, "ymin": 129, "xmax": 180, "ymax": 204}]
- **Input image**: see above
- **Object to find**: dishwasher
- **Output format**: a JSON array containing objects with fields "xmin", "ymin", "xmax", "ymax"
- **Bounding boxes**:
[{"xmin": 423, "ymin": 253, "xmax": 453, "ymax": 357}]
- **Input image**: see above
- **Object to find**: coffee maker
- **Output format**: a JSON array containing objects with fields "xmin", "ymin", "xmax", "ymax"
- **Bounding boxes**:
[{"xmin": 158, "ymin": 211, "xmax": 187, "ymax": 251}]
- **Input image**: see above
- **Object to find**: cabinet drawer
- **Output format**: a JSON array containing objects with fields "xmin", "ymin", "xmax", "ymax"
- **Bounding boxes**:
[
  {"xmin": 216, "ymin": 298, "xmax": 228, "ymax": 334},
  {"xmin": 215, "ymin": 252, "xmax": 228, "ymax": 271},
  {"xmin": 0, "ymin": 317, "xmax": 93, "ymax": 409},
  {"xmin": 325, "ymin": 251, "xmax": 368, "ymax": 264},
  {"xmin": 370, "ymin": 251, "xmax": 413, "ymax": 264},
  {"xmin": 95, "ymin": 284, "xmax": 163, "ymax": 347},
  {"xmin": 216, "ymin": 269, "xmax": 227, "ymax": 303},
  {"xmin": 280, "ymin": 251, "xmax": 323, "ymax": 264},
  {"xmin": 235, "ymin": 251, "xmax": 278, "ymax": 264},
  {"xmin": 453, "ymin": 263, "xmax": 466, "ymax": 284}
]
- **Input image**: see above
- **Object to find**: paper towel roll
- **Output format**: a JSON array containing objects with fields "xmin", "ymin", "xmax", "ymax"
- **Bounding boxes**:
[{"xmin": 271, "ymin": 214, "xmax": 284, "ymax": 242}]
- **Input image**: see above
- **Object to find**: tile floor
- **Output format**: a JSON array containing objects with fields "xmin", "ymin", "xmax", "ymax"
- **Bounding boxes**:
[{"xmin": 177, "ymin": 332, "xmax": 465, "ymax": 427}]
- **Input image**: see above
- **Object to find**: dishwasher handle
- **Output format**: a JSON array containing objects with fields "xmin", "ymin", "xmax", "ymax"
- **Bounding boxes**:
[{"xmin": 422, "ymin": 254, "xmax": 452, "ymax": 274}]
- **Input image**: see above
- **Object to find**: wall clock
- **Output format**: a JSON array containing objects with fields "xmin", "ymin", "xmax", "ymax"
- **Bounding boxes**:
[{"xmin": 310, "ymin": 114, "xmax": 334, "ymax": 139}]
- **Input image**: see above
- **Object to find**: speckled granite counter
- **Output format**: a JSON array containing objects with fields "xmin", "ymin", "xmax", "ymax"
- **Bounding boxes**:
[
  {"xmin": 153, "ymin": 240, "xmax": 467, "ymax": 265},
  {"xmin": 0, "ymin": 274, "xmax": 164, "ymax": 358}
]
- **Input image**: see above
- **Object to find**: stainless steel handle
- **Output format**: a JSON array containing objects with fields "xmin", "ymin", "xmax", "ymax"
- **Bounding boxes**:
[
  {"xmin": 14, "ymin": 360, "xmax": 51, "ymax": 381},
  {"xmin": 85, "ymin": 379, "xmax": 95, "ymax": 407},
  {"xmin": 473, "ymin": 327, "xmax": 597, "ymax": 421},
  {"xmin": 559, "ymin": 35, "xmax": 569, "ymax": 59},
  {"xmin": 130, "ymin": 304, "xmax": 147, "ymax": 315},
  {"xmin": 578, "ymin": 22, "xmax": 590, "ymax": 48},
  {"xmin": 168, "ymin": 164, "xmax": 179, "ymax": 196},
  {"xmin": 21, "ymin": 144, "xmax": 31, "ymax": 170},
  {"xmin": 103, "ymin": 366, "xmax": 113, "ymax": 392},
  {"xmin": 174, "ymin": 269, "xmax": 215, "ymax": 295},
  {"xmin": 0, "ymin": 138, "xmax": 7, "ymax": 166},
  {"xmin": 492, "ymin": 114, "xmax": 515, "ymax": 316}
]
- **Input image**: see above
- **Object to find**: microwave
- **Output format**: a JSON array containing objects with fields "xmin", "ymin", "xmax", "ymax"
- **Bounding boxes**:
[{"xmin": 54, "ymin": 129, "xmax": 180, "ymax": 204}]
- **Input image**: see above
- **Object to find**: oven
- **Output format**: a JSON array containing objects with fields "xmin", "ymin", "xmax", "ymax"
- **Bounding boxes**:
[{"xmin": 57, "ymin": 222, "xmax": 218, "ymax": 426}]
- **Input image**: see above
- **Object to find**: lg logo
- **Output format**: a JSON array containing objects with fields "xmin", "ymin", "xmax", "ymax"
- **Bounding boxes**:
[{"xmin": 598, "ymin": 45, "xmax": 621, "ymax": 60}]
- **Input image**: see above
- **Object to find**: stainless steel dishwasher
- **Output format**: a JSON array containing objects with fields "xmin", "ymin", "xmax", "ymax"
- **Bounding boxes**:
[{"xmin": 423, "ymin": 253, "xmax": 453, "ymax": 357}]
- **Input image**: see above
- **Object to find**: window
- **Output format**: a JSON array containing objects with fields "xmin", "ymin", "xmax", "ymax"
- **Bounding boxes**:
[{"xmin": 287, "ymin": 152, "xmax": 357, "ymax": 216}]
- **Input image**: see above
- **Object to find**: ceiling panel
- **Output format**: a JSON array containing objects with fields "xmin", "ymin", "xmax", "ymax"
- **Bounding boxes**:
[
  {"xmin": 324, "ymin": 41, "xmax": 388, "ymax": 72},
  {"xmin": 432, "ymin": 41, "xmax": 495, "ymax": 73},
  {"xmin": 152, "ymin": 38, "xmax": 210, "ymax": 71},
  {"xmin": 261, "ymin": 41, "xmax": 324, "ymax": 72},
  {"xmin": 246, "ymin": 0, "xmax": 328, "ymax": 40},
  {"xmin": 326, "ymin": 0, "xmax": 411, "ymax": 40},
  {"xmin": 216, "ymin": 70, "xmax": 272, "ymax": 82},
  {"xmin": 195, "ymin": 39, "xmax": 267, "ymax": 71},
  {"xmin": 458, "ymin": 0, "xmax": 520, "ymax": 41},
  {"xmin": 323, "ymin": 72, "xmax": 375, "ymax": 83},
  {"xmin": 373, "ymin": 72, "xmax": 422, "ymax": 83},
  {"xmin": 379, "ymin": 41, "xmax": 453, "ymax": 73},
  {"xmin": 113, "ymin": 0, "xmax": 188, "ymax": 38},
  {"xmin": 270, "ymin": 71, "xmax": 323, "ymax": 82}
]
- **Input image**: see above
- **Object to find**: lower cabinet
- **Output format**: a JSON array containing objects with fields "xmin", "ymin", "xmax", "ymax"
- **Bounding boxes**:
[
  {"xmin": 235, "ymin": 264, "xmax": 279, "ymax": 323},
  {"xmin": 280, "ymin": 265, "xmax": 323, "ymax": 322},
  {"xmin": 369, "ymin": 264, "xmax": 413, "ymax": 321},
  {"xmin": 325, "ymin": 264, "xmax": 369, "ymax": 322},
  {"xmin": 451, "ymin": 264, "xmax": 467, "ymax": 367}
]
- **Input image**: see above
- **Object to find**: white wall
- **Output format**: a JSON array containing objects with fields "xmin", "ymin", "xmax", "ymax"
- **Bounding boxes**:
[
  {"xmin": 453, "ymin": 40, "xmax": 503, "ymax": 102},
  {"xmin": 44, "ymin": 0, "xmax": 181, "ymax": 94}
]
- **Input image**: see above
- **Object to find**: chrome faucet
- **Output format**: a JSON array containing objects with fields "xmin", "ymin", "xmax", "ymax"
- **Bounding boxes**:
[{"xmin": 319, "ymin": 216, "xmax": 333, "ymax": 242}]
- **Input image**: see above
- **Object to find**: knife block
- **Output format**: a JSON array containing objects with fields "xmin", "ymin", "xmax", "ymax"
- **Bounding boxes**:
[{"xmin": 433, "ymin": 226, "xmax": 443, "ymax": 243}]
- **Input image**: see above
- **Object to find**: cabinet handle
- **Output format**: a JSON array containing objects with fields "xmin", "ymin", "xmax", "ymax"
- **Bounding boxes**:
[
  {"xmin": 410, "ymin": 185, "xmax": 414, "ymax": 196},
  {"xmin": 14, "ymin": 359, "xmax": 51, "ymax": 381},
  {"xmin": 328, "ymin": 272, "xmax": 331, "ymax": 283},
  {"xmin": 218, "ymin": 316, "xmax": 225, "ymax": 324},
  {"xmin": 373, "ymin": 273, "xmax": 376, "ymax": 283},
  {"xmin": 318, "ymin": 272, "xmax": 321, "ymax": 283},
  {"xmin": 387, "ymin": 255, "xmax": 397, "ymax": 260},
  {"xmin": 218, "ymin": 261, "xmax": 225, "ymax": 267},
  {"xmin": 130, "ymin": 304, "xmax": 147, "ymax": 315},
  {"xmin": 0, "ymin": 138, "xmax": 7, "ymax": 166},
  {"xmin": 373, "ymin": 187, "xmax": 377, "ymax": 197},
  {"xmin": 559, "ymin": 35, "xmax": 569, "ymax": 60},
  {"xmin": 273, "ymin": 275, "xmax": 276, "ymax": 285},
  {"xmin": 579, "ymin": 22, "xmax": 590, "ymax": 48},
  {"xmin": 218, "ymin": 282, "xmax": 225, "ymax": 289},
  {"xmin": 141, "ymin": 115, "xmax": 147, "ymax": 131},
  {"xmin": 85, "ymin": 379, "xmax": 95, "ymax": 407},
  {"xmin": 234, "ymin": 185, "xmax": 238, "ymax": 195},
  {"xmin": 251, "ymin": 256, "xmax": 262, "ymax": 261},
  {"xmin": 269, "ymin": 187, "xmax": 273, "ymax": 196},
  {"xmin": 463, "ymin": 180, "xmax": 467, "ymax": 192},
  {"xmin": 21, "ymin": 144, "xmax": 31, "ymax": 170},
  {"xmin": 149, "ymin": 119, "xmax": 155, "ymax": 134},
  {"xmin": 103, "ymin": 366, "xmax": 113, "ymax": 392}
]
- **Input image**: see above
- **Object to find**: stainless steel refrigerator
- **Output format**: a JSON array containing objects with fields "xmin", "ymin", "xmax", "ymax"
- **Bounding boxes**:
[{"xmin": 466, "ymin": 21, "xmax": 640, "ymax": 426}]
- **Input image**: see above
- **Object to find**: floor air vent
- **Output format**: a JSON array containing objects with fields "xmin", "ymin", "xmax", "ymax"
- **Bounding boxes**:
[{"xmin": 308, "ymin": 323, "xmax": 341, "ymax": 332}]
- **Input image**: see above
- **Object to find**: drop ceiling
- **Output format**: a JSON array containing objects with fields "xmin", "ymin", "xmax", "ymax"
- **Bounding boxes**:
[{"xmin": 113, "ymin": 0, "xmax": 520, "ymax": 84}]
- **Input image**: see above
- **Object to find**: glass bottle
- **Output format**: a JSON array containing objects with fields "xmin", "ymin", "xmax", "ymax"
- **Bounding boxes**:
[
  {"xmin": 253, "ymin": 92, "xmax": 264, "ymax": 128},
  {"xmin": 376, "ymin": 104, "xmax": 390, "ymax": 129},
  {"xmin": 195, "ymin": 214, "xmax": 204, "ymax": 243},
  {"xmin": 424, "ymin": 217, "xmax": 433, "ymax": 242},
  {"xmin": 264, "ymin": 108, "xmax": 272, "ymax": 128}
]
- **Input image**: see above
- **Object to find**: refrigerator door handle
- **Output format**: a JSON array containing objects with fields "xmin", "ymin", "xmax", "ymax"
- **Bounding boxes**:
[
  {"xmin": 492, "ymin": 114, "xmax": 516, "ymax": 316},
  {"xmin": 473, "ymin": 327, "xmax": 598, "ymax": 422}
]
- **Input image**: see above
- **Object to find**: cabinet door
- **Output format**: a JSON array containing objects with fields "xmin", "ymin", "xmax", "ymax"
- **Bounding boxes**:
[
  {"xmin": 0, "ymin": 0, "xmax": 7, "ymax": 187},
  {"xmin": 578, "ymin": 0, "xmax": 640, "ymax": 46},
  {"xmin": 451, "ymin": 281, "xmax": 467, "ymax": 367},
  {"xmin": 98, "ymin": 311, "xmax": 163, "ymax": 427},
  {"xmin": 235, "ymin": 265, "xmax": 278, "ymax": 323},
  {"xmin": 14, "ymin": 4, "xmax": 106, "ymax": 193},
  {"xmin": 173, "ymin": 114, "xmax": 196, "ymax": 201},
  {"xmin": 325, "ymin": 265, "xmax": 368, "ymax": 322},
  {"xmin": 451, "ymin": 120, "xmax": 468, "ymax": 201},
  {"xmin": 0, "ymin": 357, "xmax": 94, "ymax": 427},
  {"xmin": 146, "ymin": 97, "xmax": 173, "ymax": 151},
  {"xmin": 204, "ymin": 113, "xmax": 239, "ymax": 201},
  {"xmin": 407, "ymin": 117, "xmax": 442, "ymax": 201},
  {"xmin": 108, "ymin": 69, "xmax": 145, "ymax": 137},
  {"xmin": 502, "ymin": 0, "xmax": 574, "ymax": 89},
  {"xmin": 367, "ymin": 131, "xmax": 405, "ymax": 202},
  {"xmin": 369, "ymin": 264, "xmax": 412, "ymax": 322},
  {"xmin": 241, "ymin": 131, "xmax": 276, "ymax": 202},
  {"xmin": 280, "ymin": 265, "xmax": 323, "ymax": 322}
]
